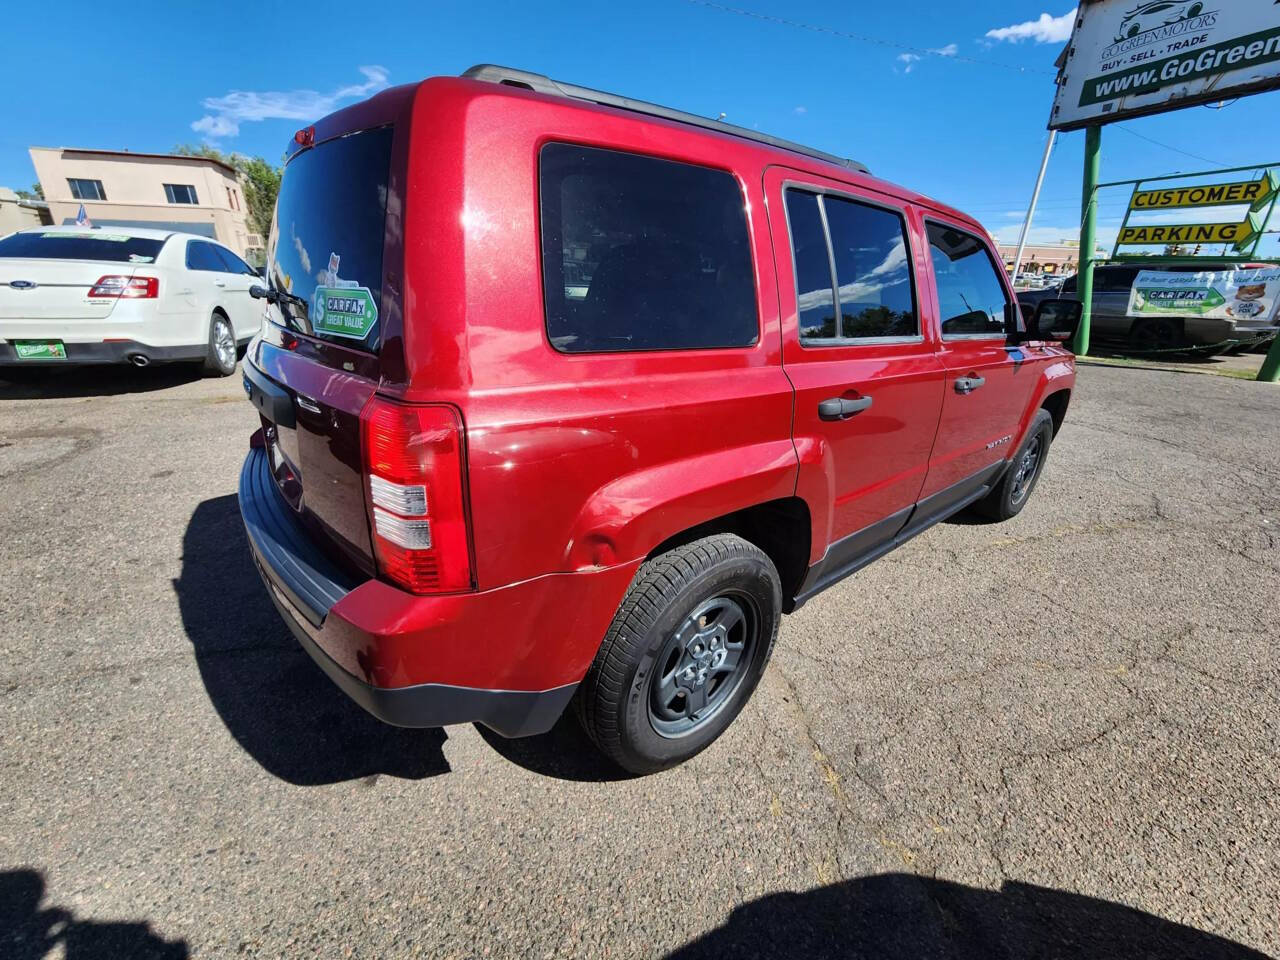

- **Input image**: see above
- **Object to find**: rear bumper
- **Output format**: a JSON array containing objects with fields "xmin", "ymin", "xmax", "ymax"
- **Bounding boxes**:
[
  {"xmin": 0, "ymin": 337, "xmax": 208, "ymax": 366},
  {"xmin": 238, "ymin": 444, "xmax": 632, "ymax": 736}
]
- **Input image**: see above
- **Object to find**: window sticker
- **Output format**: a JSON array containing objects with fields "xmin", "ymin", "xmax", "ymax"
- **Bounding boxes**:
[
  {"xmin": 128, "ymin": 253, "xmax": 154, "ymax": 263},
  {"xmin": 43, "ymin": 232, "xmax": 130, "ymax": 242},
  {"xmin": 311, "ymin": 285, "xmax": 378, "ymax": 340}
]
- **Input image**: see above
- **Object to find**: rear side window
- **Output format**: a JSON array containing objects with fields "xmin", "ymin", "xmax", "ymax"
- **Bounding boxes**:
[
  {"xmin": 539, "ymin": 143, "xmax": 758, "ymax": 353},
  {"xmin": 926, "ymin": 222, "xmax": 1010, "ymax": 337},
  {"xmin": 0, "ymin": 231, "xmax": 163, "ymax": 263},
  {"xmin": 267, "ymin": 125, "xmax": 393, "ymax": 350},
  {"xmin": 211, "ymin": 245, "xmax": 256, "ymax": 275},
  {"xmin": 186, "ymin": 240, "xmax": 226, "ymax": 272},
  {"xmin": 783, "ymin": 189, "xmax": 917, "ymax": 344}
]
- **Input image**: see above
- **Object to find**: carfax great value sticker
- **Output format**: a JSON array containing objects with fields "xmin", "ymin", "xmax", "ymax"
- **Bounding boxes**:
[
  {"xmin": 311, "ymin": 285, "xmax": 378, "ymax": 339},
  {"xmin": 1128, "ymin": 268, "xmax": 1280, "ymax": 322}
]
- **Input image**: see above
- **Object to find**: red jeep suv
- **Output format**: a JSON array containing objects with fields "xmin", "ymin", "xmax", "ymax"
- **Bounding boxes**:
[{"xmin": 239, "ymin": 66, "xmax": 1078, "ymax": 773}]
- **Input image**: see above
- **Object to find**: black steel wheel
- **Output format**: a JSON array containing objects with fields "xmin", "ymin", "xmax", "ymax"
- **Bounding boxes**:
[
  {"xmin": 575, "ymin": 534, "xmax": 781, "ymax": 774},
  {"xmin": 972, "ymin": 408, "xmax": 1055, "ymax": 522}
]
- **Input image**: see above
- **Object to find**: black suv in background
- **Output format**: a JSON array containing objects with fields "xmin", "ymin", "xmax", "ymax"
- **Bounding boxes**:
[{"xmin": 1018, "ymin": 263, "xmax": 1277, "ymax": 353}]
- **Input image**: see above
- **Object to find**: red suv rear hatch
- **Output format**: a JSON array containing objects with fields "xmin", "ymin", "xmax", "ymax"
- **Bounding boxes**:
[{"xmin": 246, "ymin": 91, "xmax": 410, "ymax": 578}]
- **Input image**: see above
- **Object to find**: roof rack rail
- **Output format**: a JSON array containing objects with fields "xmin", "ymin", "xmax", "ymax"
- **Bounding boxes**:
[{"xmin": 461, "ymin": 64, "xmax": 869, "ymax": 175}]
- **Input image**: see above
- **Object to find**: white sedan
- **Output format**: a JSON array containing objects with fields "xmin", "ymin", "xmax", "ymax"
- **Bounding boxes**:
[{"xmin": 0, "ymin": 225, "xmax": 261, "ymax": 376}]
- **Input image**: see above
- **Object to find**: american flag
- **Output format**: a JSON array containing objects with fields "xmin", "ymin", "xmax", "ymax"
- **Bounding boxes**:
[{"xmin": 75, "ymin": 204, "xmax": 92, "ymax": 227}]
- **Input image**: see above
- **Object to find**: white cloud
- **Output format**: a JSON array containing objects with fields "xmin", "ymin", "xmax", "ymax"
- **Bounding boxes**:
[
  {"xmin": 930, "ymin": 43, "xmax": 959, "ymax": 56},
  {"xmin": 291, "ymin": 223, "xmax": 311, "ymax": 275},
  {"xmin": 897, "ymin": 53, "xmax": 921, "ymax": 74},
  {"xmin": 793, "ymin": 105, "xmax": 808, "ymax": 115},
  {"xmin": 191, "ymin": 65, "xmax": 390, "ymax": 139},
  {"xmin": 985, "ymin": 8, "xmax": 1076, "ymax": 44}
]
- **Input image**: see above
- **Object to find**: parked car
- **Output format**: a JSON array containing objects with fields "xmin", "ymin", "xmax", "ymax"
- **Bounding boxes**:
[
  {"xmin": 0, "ymin": 225, "xmax": 259, "ymax": 375},
  {"xmin": 238, "ymin": 65, "xmax": 1079, "ymax": 774},
  {"xmin": 1018, "ymin": 263, "xmax": 1278, "ymax": 353}
]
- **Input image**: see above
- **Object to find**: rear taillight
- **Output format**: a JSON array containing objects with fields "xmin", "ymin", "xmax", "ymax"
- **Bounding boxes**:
[
  {"xmin": 361, "ymin": 397, "xmax": 472, "ymax": 594},
  {"xmin": 89, "ymin": 275, "xmax": 158, "ymax": 299}
]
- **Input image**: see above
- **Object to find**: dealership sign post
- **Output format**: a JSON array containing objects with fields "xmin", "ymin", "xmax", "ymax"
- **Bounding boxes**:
[{"xmin": 1044, "ymin": 1, "xmax": 1280, "ymax": 374}]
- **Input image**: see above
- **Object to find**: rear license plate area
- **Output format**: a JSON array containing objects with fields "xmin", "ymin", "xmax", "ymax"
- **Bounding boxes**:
[{"xmin": 14, "ymin": 340, "xmax": 66, "ymax": 360}]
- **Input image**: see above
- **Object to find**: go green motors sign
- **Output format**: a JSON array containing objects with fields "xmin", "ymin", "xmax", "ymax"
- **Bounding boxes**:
[
  {"xmin": 1051, "ymin": 4, "xmax": 1280, "ymax": 130},
  {"xmin": 311, "ymin": 285, "xmax": 378, "ymax": 340}
]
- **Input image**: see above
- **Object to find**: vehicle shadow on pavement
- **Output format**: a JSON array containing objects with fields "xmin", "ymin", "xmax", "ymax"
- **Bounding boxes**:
[
  {"xmin": 474, "ymin": 713, "xmax": 635, "ymax": 783},
  {"xmin": 1, "ymin": 868, "xmax": 188, "ymax": 959},
  {"xmin": 0, "ymin": 364, "xmax": 210, "ymax": 399},
  {"xmin": 174, "ymin": 495, "xmax": 451, "ymax": 786},
  {"xmin": 666, "ymin": 873, "xmax": 1270, "ymax": 959}
]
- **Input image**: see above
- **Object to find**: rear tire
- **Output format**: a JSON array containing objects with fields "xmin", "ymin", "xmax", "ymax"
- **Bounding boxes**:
[
  {"xmin": 203, "ymin": 312, "xmax": 237, "ymax": 377},
  {"xmin": 575, "ymin": 534, "xmax": 781, "ymax": 774},
  {"xmin": 972, "ymin": 409, "xmax": 1054, "ymax": 522}
]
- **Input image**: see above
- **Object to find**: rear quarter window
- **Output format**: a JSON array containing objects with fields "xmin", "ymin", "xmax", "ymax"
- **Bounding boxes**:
[{"xmin": 539, "ymin": 143, "xmax": 758, "ymax": 353}]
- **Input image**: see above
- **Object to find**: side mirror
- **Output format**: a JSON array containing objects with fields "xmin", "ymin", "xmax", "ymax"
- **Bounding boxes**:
[
  {"xmin": 1030, "ymin": 298, "xmax": 1082, "ymax": 345},
  {"xmin": 249, "ymin": 284, "xmax": 277, "ymax": 303}
]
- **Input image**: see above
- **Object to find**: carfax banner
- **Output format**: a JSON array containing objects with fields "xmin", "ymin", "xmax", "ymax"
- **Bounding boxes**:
[
  {"xmin": 1127, "ymin": 267, "xmax": 1280, "ymax": 321},
  {"xmin": 1051, "ymin": 2, "xmax": 1280, "ymax": 130}
]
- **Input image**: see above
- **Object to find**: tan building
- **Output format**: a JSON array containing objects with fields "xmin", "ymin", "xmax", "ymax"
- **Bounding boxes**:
[
  {"xmin": 0, "ymin": 187, "xmax": 52, "ymax": 235},
  {"xmin": 28, "ymin": 147, "xmax": 259, "ymax": 257},
  {"xmin": 996, "ymin": 240, "xmax": 1084, "ymax": 276}
]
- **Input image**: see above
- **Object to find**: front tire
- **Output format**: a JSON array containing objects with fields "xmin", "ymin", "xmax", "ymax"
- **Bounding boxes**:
[
  {"xmin": 972, "ymin": 408, "xmax": 1054, "ymax": 522},
  {"xmin": 203, "ymin": 312, "xmax": 237, "ymax": 377},
  {"xmin": 575, "ymin": 534, "xmax": 781, "ymax": 774}
]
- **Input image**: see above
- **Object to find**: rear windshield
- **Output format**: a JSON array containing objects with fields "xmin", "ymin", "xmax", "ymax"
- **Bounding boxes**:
[
  {"xmin": 266, "ymin": 125, "xmax": 393, "ymax": 350},
  {"xmin": 0, "ymin": 231, "xmax": 165, "ymax": 263}
]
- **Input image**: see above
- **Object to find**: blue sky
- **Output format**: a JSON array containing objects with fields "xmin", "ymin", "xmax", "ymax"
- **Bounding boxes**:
[{"xmin": 4, "ymin": 0, "xmax": 1279, "ymax": 255}]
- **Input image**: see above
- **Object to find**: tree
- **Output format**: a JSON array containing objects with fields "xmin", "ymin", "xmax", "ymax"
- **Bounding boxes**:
[
  {"xmin": 15, "ymin": 183, "xmax": 43, "ymax": 200},
  {"xmin": 173, "ymin": 144, "xmax": 281, "ymax": 243}
]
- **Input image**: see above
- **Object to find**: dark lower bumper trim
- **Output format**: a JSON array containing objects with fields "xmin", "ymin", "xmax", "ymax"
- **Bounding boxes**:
[{"xmin": 263, "ymin": 581, "xmax": 576, "ymax": 737}]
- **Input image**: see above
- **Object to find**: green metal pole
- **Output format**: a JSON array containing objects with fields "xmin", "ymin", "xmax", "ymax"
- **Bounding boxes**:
[
  {"xmin": 1260, "ymin": 333, "xmax": 1280, "ymax": 382},
  {"xmin": 1074, "ymin": 125, "xmax": 1102, "ymax": 355}
]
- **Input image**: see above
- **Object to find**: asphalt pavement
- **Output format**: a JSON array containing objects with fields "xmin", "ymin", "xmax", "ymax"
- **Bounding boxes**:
[{"xmin": 2, "ymin": 361, "xmax": 1277, "ymax": 958}]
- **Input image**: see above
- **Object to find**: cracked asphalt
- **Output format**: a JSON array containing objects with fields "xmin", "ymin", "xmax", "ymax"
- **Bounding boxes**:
[{"xmin": 1, "ymin": 362, "xmax": 1277, "ymax": 958}]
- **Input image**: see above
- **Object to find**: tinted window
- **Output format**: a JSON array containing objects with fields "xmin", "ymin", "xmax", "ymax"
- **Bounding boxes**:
[
  {"xmin": 0, "ymin": 231, "xmax": 162, "ymax": 263},
  {"xmin": 186, "ymin": 240, "xmax": 226, "ymax": 272},
  {"xmin": 164, "ymin": 183, "xmax": 198, "ymax": 204},
  {"xmin": 1099, "ymin": 267, "xmax": 1139, "ymax": 292},
  {"xmin": 68, "ymin": 178, "xmax": 106, "ymax": 201},
  {"xmin": 266, "ymin": 125, "xmax": 392, "ymax": 350},
  {"xmin": 926, "ymin": 222, "xmax": 1009, "ymax": 337},
  {"xmin": 211, "ymin": 244, "xmax": 255, "ymax": 275},
  {"xmin": 824, "ymin": 196, "xmax": 916, "ymax": 339},
  {"xmin": 539, "ymin": 143, "xmax": 757, "ymax": 353},
  {"xmin": 785, "ymin": 191, "xmax": 838, "ymax": 339}
]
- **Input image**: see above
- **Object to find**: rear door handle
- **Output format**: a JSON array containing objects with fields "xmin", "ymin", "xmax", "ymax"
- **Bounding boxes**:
[
  {"xmin": 955, "ymin": 376, "xmax": 986, "ymax": 394},
  {"xmin": 214, "ymin": 280, "xmax": 226, "ymax": 288},
  {"xmin": 295, "ymin": 394, "xmax": 321, "ymax": 414},
  {"xmin": 818, "ymin": 395, "xmax": 873, "ymax": 420}
]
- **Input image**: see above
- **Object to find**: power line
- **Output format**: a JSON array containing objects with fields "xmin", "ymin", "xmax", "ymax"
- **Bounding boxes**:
[
  {"xmin": 684, "ymin": 0, "xmax": 1058, "ymax": 76},
  {"xmin": 1111, "ymin": 125, "xmax": 1225, "ymax": 167}
]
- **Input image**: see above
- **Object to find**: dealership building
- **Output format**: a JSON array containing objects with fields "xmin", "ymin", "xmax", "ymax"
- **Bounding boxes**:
[{"xmin": 27, "ymin": 147, "xmax": 260, "ymax": 258}]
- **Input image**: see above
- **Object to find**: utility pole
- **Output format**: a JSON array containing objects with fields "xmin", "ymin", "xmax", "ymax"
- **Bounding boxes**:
[{"xmin": 1010, "ymin": 131, "xmax": 1058, "ymax": 289}]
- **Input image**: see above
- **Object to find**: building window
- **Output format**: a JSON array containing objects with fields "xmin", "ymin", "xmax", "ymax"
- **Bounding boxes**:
[
  {"xmin": 226, "ymin": 186, "xmax": 239, "ymax": 210},
  {"xmin": 68, "ymin": 178, "xmax": 106, "ymax": 201},
  {"xmin": 164, "ymin": 184, "xmax": 199, "ymax": 205}
]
